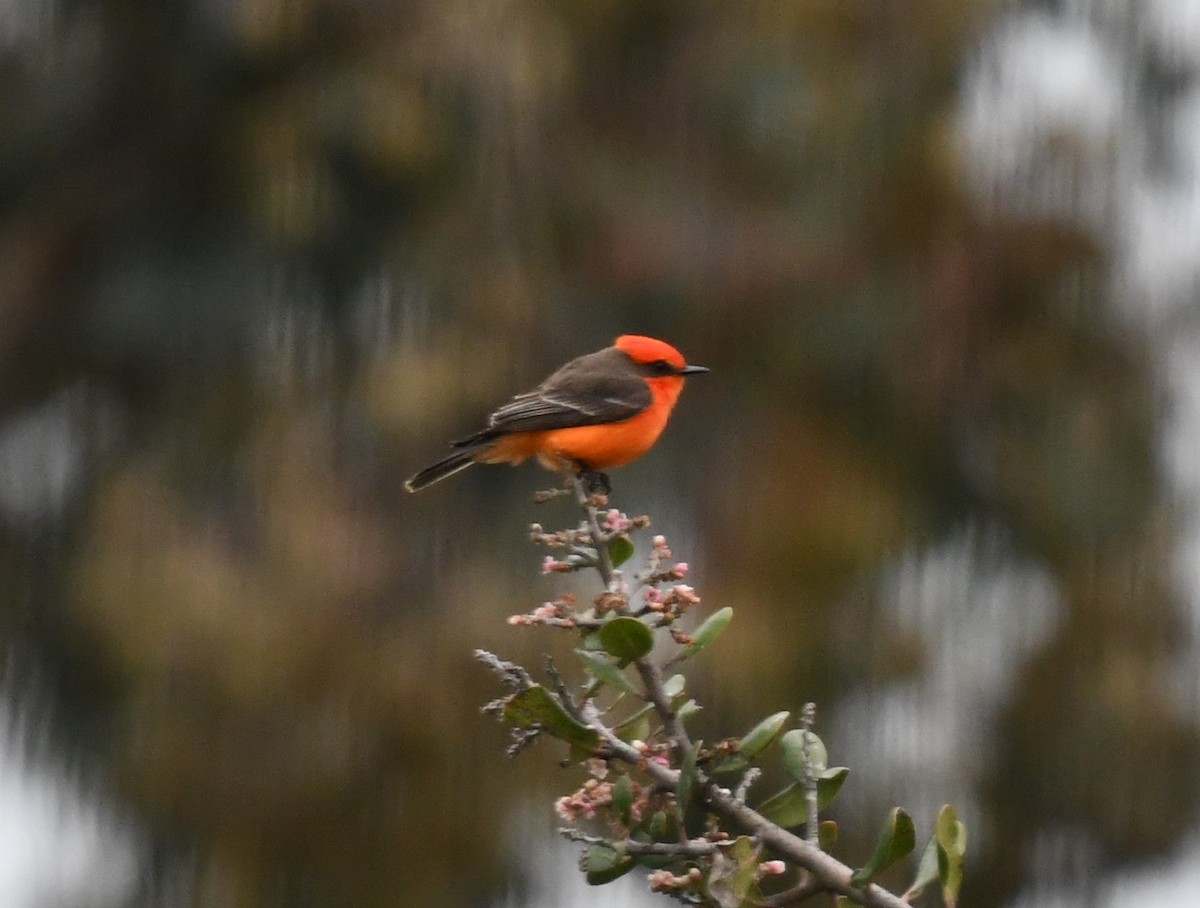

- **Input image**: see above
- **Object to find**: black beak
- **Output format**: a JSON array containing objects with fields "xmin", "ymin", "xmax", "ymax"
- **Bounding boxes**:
[{"xmin": 679, "ymin": 364, "xmax": 710, "ymax": 376}]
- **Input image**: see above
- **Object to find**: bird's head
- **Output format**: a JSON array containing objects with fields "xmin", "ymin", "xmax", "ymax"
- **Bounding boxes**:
[{"xmin": 614, "ymin": 335, "xmax": 709, "ymax": 383}]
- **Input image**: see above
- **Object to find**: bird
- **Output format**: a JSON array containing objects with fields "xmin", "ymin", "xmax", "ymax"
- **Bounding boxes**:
[{"xmin": 404, "ymin": 334, "xmax": 708, "ymax": 492}]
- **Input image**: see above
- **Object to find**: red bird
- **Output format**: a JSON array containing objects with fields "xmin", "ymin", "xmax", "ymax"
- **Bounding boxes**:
[{"xmin": 405, "ymin": 335, "xmax": 708, "ymax": 491}]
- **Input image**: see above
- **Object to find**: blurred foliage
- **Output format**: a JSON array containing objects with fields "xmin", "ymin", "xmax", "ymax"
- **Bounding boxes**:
[{"xmin": 0, "ymin": 0, "xmax": 1194, "ymax": 907}]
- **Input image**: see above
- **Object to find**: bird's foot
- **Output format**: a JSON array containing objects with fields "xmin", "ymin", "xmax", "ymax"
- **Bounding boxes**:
[{"xmin": 577, "ymin": 469, "xmax": 612, "ymax": 499}]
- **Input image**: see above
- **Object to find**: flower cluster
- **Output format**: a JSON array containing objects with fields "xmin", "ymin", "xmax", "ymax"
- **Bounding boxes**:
[
  {"xmin": 519, "ymin": 504, "xmax": 701, "ymax": 637},
  {"xmin": 529, "ymin": 512, "xmax": 648, "ymax": 552},
  {"xmin": 507, "ymin": 594, "xmax": 576, "ymax": 626},
  {"xmin": 602, "ymin": 508, "xmax": 632, "ymax": 534},
  {"xmin": 631, "ymin": 738, "xmax": 672, "ymax": 768},
  {"xmin": 647, "ymin": 857, "xmax": 785, "ymax": 895},
  {"xmin": 554, "ymin": 773, "xmax": 656, "ymax": 828},
  {"xmin": 554, "ymin": 778, "xmax": 611, "ymax": 823},
  {"xmin": 648, "ymin": 867, "xmax": 703, "ymax": 892},
  {"xmin": 593, "ymin": 589, "xmax": 627, "ymax": 616},
  {"xmin": 541, "ymin": 555, "xmax": 576, "ymax": 574},
  {"xmin": 644, "ymin": 583, "xmax": 699, "ymax": 613}
]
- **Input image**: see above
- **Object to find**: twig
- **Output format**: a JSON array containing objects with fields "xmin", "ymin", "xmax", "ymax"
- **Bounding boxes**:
[
  {"xmin": 570, "ymin": 474, "xmax": 616, "ymax": 588},
  {"xmin": 544, "ymin": 655, "xmax": 585, "ymax": 722},
  {"xmin": 800, "ymin": 702, "xmax": 819, "ymax": 849},
  {"xmin": 734, "ymin": 767, "xmax": 761, "ymax": 804},
  {"xmin": 559, "ymin": 829, "xmax": 737, "ymax": 858},
  {"xmin": 475, "ymin": 649, "xmax": 543, "ymax": 756},
  {"xmin": 703, "ymin": 785, "xmax": 909, "ymax": 908},
  {"xmin": 474, "ymin": 649, "xmax": 534, "ymax": 691},
  {"xmin": 634, "ymin": 653, "xmax": 692, "ymax": 756}
]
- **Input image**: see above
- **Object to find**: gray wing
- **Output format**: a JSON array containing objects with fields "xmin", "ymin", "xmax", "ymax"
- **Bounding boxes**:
[{"xmin": 453, "ymin": 347, "xmax": 650, "ymax": 445}]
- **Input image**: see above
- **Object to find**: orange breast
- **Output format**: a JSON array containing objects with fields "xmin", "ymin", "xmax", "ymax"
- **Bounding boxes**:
[
  {"xmin": 478, "ymin": 409, "xmax": 664, "ymax": 470},
  {"xmin": 478, "ymin": 376, "xmax": 684, "ymax": 471},
  {"xmin": 539, "ymin": 406, "xmax": 671, "ymax": 469}
]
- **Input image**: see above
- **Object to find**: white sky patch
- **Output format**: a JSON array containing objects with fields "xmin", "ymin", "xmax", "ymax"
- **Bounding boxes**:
[
  {"xmin": 1101, "ymin": 836, "xmax": 1200, "ymax": 906},
  {"xmin": 494, "ymin": 805, "xmax": 659, "ymax": 908},
  {"xmin": 835, "ymin": 530, "xmax": 1061, "ymax": 839},
  {"xmin": 0, "ymin": 698, "xmax": 140, "ymax": 908},
  {"xmin": 961, "ymin": 4, "xmax": 1200, "ymax": 322},
  {"xmin": 1119, "ymin": 87, "xmax": 1200, "ymax": 317},
  {"xmin": 959, "ymin": 13, "xmax": 1129, "ymax": 226},
  {"xmin": 0, "ymin": 393, "xmax": 86, "ymax": 530},
  {"xmin": 1144, "ymin": 0, "xmax": 1200, "ymax": 62}
]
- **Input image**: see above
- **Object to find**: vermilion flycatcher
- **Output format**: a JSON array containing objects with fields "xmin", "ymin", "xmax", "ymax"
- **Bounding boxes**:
[{"xmin": 404, "ymin": 335, "xmax": 708, "ymax": 491}]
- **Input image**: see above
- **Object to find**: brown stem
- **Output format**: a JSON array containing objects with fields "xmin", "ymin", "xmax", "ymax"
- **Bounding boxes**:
[{"xmin": 571, "ymin": 474, "xmax": 616, "ymax": 588}]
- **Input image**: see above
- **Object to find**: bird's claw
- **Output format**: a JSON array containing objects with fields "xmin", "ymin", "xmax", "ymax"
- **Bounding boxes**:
[{"xmin": 578, "ymin": 469, "xmax": 612, "ymax": 498}]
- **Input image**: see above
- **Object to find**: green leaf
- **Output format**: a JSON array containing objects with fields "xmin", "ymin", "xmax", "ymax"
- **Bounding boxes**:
[
  {"xmin": 613, "ymin": 704, "xmax": 653, "ymax": 742},
  {"xmin": 677, "ymin": 741, "xmax": 699, "ymax": 822},
  {"xmin": 780, "ymin": 731, "xmax": 805, "ymax": 780},
  {"xmin": 780, "ymin": 729, "xmax": 827, "ymax": 781},
  {"xmin": 607, "ymin": 535, "xmax": 636, "ymax": 568},
  {"xmin": 817, "ymin": 767, "xmax": 850, "ymax": 808},
  {"xmin": 502, "ymin": 685, "xmax": 600, "ymax": 749},
  {"xmin": 647, "ymin": 810, "xmax": 669, "ymax": 840},
  {"xmin": 757, "ymin": 783, "xmax": 806, "ymax": 828},
  {"xmin": 682, "ymin": 606, "xmax": 732, "ymax": 657},
  {"xmin": 903, "ymin": 836, "xmax": 940, "ymax": 902},
  {"xmin": 756, "ymin": 767, "xmax": 851, "ymax": 829},
  {"xmin": 808, "ymin": 733, "xmax": 828, "ymax": 772},
  {"xmin": 711, "ymin": 754, "xmax": 749, "ymax": 775},
  {"xmin": 663, "ymin": 673, "xmax": 686, "ymax": 698},
  {"xmin": 677, "ymin": 699, "xmax": 702, "ymax": 722},
  {"xmin": 756, "ymin": 771, "xmax": 850, "ymax": 829},
  {"xmin": 935, "ymin": 804, "xmax": 966, "ymax": 908},
  {"xmin": 850, "ymin": 808, "xmax": 916, "ymax": 887},
  {"xmin": 576, "ymin": 649, "xmax": 639, "ymax": 696},
  {"xmin": 819, "ymin": 820, "xmax": 839, "ymax": 851},
  {"xmin": 936, "ymin": 802, "xmax": 967, "ymax": 855},
  {"xmin": 737, "ymin": 711, "xmax": 791, "ymax": 759},
  {"xmin": 598, "ymin": 616, "xmax": 654, "ymax": 661},
  {"xmin": 583, "ymin": 843, "xmax": 634, "ymax": 885},
  {"xmin": 612, "ymin": 774, "xmax": 633, "ymax": 827},
  {"xmin": 707, "ymin": 836, "xmax": 760, "ymax": 908}
]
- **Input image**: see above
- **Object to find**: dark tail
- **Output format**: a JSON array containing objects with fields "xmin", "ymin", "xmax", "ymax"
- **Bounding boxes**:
[{"xmin": 404, "ymin": 447, "xmax": 481, "ymax": 492}]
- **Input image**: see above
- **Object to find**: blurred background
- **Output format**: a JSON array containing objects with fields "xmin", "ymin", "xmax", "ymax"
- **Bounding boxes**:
[{"xmin": 1, "ymin": 0, "xmax": 1199, "ymax": 906}]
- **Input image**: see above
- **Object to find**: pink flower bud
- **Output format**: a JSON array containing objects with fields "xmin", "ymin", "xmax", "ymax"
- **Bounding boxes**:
[
  {"xmin": 759, "ymin": 860, "xmax": 786, "ymax": 875},
  {"xmin": 671, "ymin": 584, "xmax": 699, "ymax": 604},
  {"xmin": 554, "ymin": 797, "xmax": 573, "ymax": 821},
  {"xmin": 673, "ymin": 562, "xmax": 689, "ymax": 577},
  {"xmin": 647, "ymin": 870, "xmax": 676, "ymax": 891}
]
